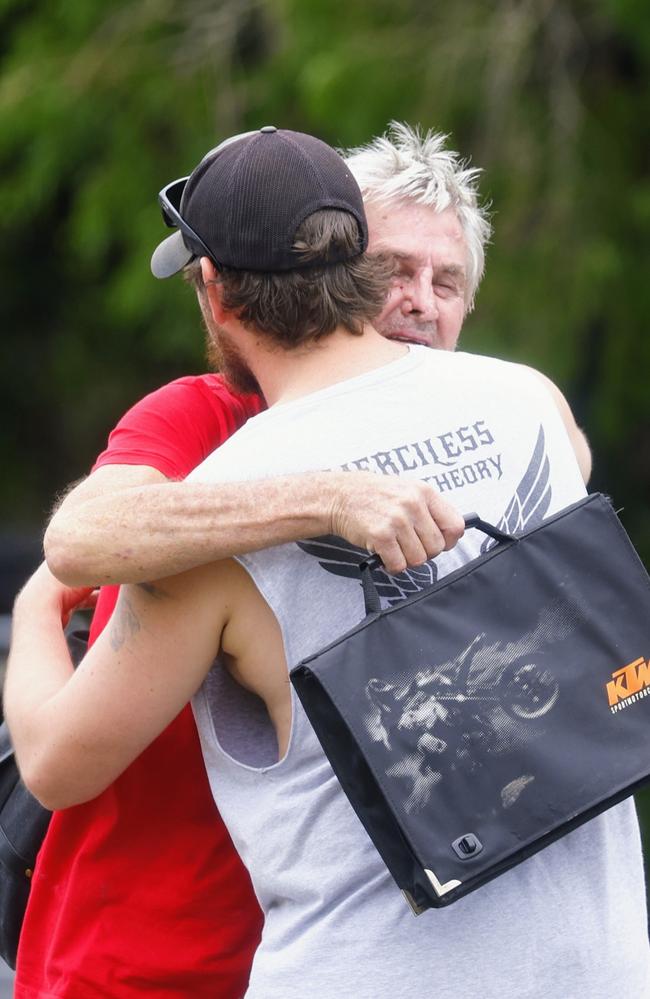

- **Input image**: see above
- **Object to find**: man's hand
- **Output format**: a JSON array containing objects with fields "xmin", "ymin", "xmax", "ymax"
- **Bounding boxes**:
[
  {"xmin": 5, "ymin": 564, "xmax": 97, "ymax": 804},
  {"xmin": 15, "ymin": 562, "xmax": 97, "ymax": 628},
  {"xmin": 329, "ymin": 472, "xmax": 465, "ymax": 575}
]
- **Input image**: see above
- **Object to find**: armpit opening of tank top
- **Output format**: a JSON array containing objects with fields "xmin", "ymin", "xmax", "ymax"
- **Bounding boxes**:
[{"xmin": 203, "ymin": 661, "xmax": 279, "ymax": 767}]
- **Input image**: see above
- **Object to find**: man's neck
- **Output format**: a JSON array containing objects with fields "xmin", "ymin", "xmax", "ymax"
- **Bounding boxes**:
[{"xmin": 250, "ymin": 325, "xmax": 410, "ymax": 406}]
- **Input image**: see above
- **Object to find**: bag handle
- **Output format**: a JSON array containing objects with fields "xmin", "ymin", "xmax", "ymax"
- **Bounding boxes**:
[{"xmin": 359, "ymin": 512, "xmax": 516, "ymax": 616}]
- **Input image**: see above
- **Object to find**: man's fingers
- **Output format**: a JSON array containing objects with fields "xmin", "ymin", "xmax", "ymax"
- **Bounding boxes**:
[
  {"xmin": 383, "ymin": 484, "xmax": 464, "ymax": 566},
  {"xmin": 333, "ymin": 472, "xmax": 465, "ymax": 573},
  {"xmin": 370, "ymin": 538, "xmax": 408, "ymax": 576},
  {"xmin": 425, "ymin": 493, "xmax": 465, "ymax": 551},
  {"xmin": 409, "ymin": 512, "xmax": 447, "ymax": 562},
  {"xmin": 371, "ymin": 524, "xmax": 431, "ymax": 575},
  {"xmin": 366, "ymin": 504, "xmax": 453, "ymax": 575},
  {"xmin": 82, "ymin": 588, "xmax": 100, "ymax": 610}
]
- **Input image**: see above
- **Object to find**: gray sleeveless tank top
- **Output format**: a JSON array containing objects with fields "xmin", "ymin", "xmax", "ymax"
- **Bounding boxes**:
[{"xmin": 190, "ymin": 348, "xmax": 650, "ymax": 999}]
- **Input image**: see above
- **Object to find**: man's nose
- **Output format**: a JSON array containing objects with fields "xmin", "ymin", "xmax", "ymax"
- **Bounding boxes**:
[{"xmin": 400, "ymin": 270, "xmax": 437, "ymax": 321}]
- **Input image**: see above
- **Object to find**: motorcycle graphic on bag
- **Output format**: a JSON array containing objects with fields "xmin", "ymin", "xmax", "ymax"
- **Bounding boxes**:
[{"xmin": 365, "ymin": 614, "xmax": 567, "ymax": 814}]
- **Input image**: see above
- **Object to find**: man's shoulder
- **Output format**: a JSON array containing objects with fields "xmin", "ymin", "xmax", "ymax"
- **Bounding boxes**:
[
  {"xmin": 92, "ymin": 375, "xmax": 264, "ymax": 479},
  {"xmin": 432, "ymin": 350, "xmax": 544, "ymax": 388},
  {"xmin": 109, "ymin": 372, "xmax": 265, "ymax": 448},
  {"xmin": 433, "ymin": 349, "xmax": 517, "ymax": 373},
  {"xmin": 143, "ymin": 373, "xmax": 263, "ymax": 419}
]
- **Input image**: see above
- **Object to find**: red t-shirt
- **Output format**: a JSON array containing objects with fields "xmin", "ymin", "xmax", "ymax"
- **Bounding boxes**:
[{"xmin": 15, "ymin": 375, "xmax": 265, "ymax": 999}]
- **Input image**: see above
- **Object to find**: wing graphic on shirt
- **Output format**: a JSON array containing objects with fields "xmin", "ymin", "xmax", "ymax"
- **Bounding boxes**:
[
  {"xmin": 296, "ymin": 535, "xmax": 438, "ymax": 606},
  {"xmin": 300, "ymin": 425, "xmax": 550, "ymax": 597},
  {"xmin": 480, "ymin": 425, "xmax": 552, "ymax": 553}
]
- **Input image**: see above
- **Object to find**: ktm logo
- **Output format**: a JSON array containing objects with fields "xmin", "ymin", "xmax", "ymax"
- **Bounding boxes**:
[{"xmin": 606, "ymin": 657, "xmax": 650, "ymax": 710}]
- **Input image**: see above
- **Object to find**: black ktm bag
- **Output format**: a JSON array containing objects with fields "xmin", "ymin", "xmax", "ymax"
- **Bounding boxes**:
[{"xmin": 290, "ymin": 493, "xmax": 650, "ymax": 914}]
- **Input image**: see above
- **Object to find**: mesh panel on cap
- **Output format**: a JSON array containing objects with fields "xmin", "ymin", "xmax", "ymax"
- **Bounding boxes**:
[
  {"xmin": 228, "ymin": 132, "xmax": 327, "ymax": 269},
  {"xmin": 182, "ymin": 129, "xmax": 367, "ymax": 271}
]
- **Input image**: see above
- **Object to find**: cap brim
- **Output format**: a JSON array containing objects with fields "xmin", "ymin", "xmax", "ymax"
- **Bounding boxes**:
[{"xmin": 150, "ymin": 231, "xmax": 194, "ymax": 279}]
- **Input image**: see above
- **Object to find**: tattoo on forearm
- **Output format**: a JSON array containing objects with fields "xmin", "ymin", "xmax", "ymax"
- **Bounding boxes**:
[
  {"xmin": 110, "ymin": 596, "xmax": 141, "ymax": 651},
  {"xmin": 137, "ymin": 582, "xmax": 168, "ymax": 599}
]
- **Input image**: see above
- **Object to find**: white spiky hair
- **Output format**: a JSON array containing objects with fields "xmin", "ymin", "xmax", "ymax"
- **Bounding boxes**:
[{"xmin": 343, "ymin": 122, "xmax": 492, "ymax": 311}]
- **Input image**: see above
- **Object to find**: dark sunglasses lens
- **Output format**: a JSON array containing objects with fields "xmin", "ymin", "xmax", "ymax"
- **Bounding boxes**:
[
  {"xmin": 161, "ymin": 206, "xmax": 176, "ymax": 228},
  {"xmin": 158, "ymin": 178, "xmax": 188, "ymax": 228},
  {"xmin": 166, "ymin": 179, "xmax": 186, "ymax": 212}
]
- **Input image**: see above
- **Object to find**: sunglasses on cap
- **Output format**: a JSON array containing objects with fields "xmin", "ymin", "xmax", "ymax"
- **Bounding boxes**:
[
  {"xmin": 157, "ymin": 177, "xmax": 215, "ymax": 263},
  {"xmin": 156, "ymin": 130, "xmax": 259, "ymax": 266}
]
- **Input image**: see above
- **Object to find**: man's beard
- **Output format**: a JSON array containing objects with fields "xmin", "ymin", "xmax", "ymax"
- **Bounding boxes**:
[{"xmin": 205, "ymin": 324, "xmax": 261, "ymax": 397}]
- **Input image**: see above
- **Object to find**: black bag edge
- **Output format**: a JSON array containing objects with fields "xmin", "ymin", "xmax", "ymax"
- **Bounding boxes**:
[{"xmin": 290, "ymin": 493, "xmax": 650, "ymax": 912}]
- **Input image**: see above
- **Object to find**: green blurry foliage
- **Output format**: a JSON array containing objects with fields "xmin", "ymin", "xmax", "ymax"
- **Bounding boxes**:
[{"xmin": 1, "ymin": 0, "xmax": 648, "ymax": 547}]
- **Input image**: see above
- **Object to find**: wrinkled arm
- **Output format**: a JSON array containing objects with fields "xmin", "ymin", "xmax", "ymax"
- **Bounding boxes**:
[
  {"xmin": 44, "ymin": 464, "xmax": 465, "ymax": 586},
  {"xmin": 5, "ymin": 561, "xmax": 228, "ymax": 810}
]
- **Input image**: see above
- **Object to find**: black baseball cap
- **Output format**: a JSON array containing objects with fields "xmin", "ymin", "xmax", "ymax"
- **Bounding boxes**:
[{"xmin": 151, "ymin": 126, "xmax": 368, "ymax": 278}]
